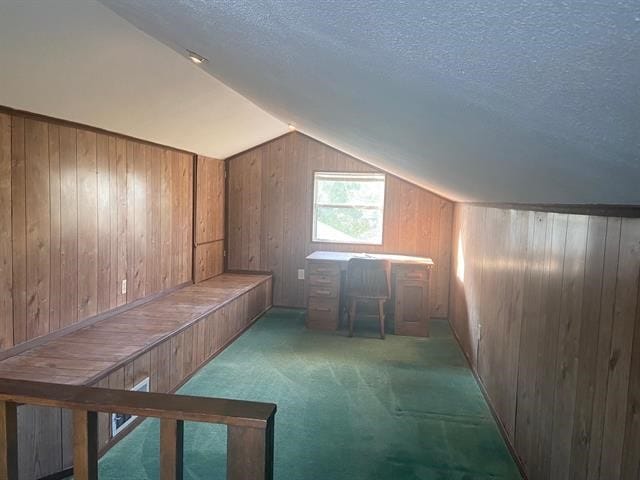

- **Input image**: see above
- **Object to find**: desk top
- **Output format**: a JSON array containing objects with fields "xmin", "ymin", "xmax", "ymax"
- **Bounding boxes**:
[{"xmin": 306, "ymin": 251, "xmax": 434, "ymax": 266}]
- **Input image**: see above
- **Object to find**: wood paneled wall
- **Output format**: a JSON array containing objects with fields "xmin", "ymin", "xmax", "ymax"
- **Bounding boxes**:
[
  {"xmin": 450, "ymin": 204, "xmax": 640, "ymax": 480},
  {"xmin": 193, "ymin": 155, "xmax": 225, "ymax": 282},
  {"xmin": 227, "ymin": 132, "xmax": 453, "ymax": 315},
  {"xmin": 0, "ymin": 111, "xmax": 194, "ymax": 351}
]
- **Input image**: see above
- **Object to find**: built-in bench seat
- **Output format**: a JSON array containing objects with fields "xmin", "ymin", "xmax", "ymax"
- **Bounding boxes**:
[{"xmin": 0, "ymin": 272, "xmax": 272, "ymax": 479}]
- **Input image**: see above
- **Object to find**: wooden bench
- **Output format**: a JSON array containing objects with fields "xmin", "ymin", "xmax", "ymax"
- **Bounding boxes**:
[{"xmin": 0, "ymin": 272, "xmax": 272, "ymax": 480}]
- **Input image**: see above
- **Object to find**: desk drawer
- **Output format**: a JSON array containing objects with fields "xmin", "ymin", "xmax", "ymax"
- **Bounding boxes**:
[
  {"xmin": 395, "ymin": 266, "xmax": 430, "ymax": 281},
  {"xmin": 307, "ymin": 297, "xmax": 339, "ymax": 330},
  {"xmin": 308, "ymin": 261, "xmax": 340, "ymax": 276},
  {"xmin": 309, "ymin": 284, "xmax": 338, "ymax": 298},
  {"xmin": 308, "ymin": 274, "xmax": 339, "ymax": 287}
]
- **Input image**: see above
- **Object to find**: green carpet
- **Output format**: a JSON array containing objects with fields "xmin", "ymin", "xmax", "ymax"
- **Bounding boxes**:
[{"xmin": 96, "ymin": 309, "xmax": 522, "ymax": 479}]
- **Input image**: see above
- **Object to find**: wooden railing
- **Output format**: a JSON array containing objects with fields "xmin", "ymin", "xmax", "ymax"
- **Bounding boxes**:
[{"xmin": 0, "ymin": 379, "xmax": 276, "ymax": 480}]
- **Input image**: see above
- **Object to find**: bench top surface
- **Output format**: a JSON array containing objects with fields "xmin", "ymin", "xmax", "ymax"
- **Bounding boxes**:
[{"xmin": 0, "ymin": 273, "xmax": 271, "ymax": 386}]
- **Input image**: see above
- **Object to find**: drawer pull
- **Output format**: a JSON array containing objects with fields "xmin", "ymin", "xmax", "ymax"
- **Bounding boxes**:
[
  {"xmin": 315, "ymin": 289, "xmax": 331, "ymax": 295},
  {"xmin": 406, "ymin": 273, "xmax": 423, "ymax": 279},
  {"xmin": 313, "ymin": 307, "xmax": 331, "ymax": 312},
  {"xmin": 316, "ymin": 268, "xmax": 331, "ymax": 273},
  {"xmin": 316, "ymin": 279, "xmax": 332, "ymax": 284}
]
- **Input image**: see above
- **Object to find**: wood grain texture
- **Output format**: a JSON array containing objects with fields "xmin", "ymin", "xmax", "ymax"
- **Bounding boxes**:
[
  {"xmin": 193, "ymin": 156, "xmax": 225, "ymax": 282},
  {"xmin": 72, "ymin": 410, "xmax": 98, "ymax": 480},
  {"xmin": 0, "ymin": 114, "xmax": 12, "ymax": 349},
  {"xmin": 160, "ymin": 419, "xmax": 184, "ymax": 480},
  {"xmin": 0, "ymin": 401, "xmax": 18, "ymax": 480},
  {"xmin": 2, "ymin": 274, "xmax": 272, "ymax": 478},
  {"xmin": 449, "ymin": 204, "xmax": 640, "ymax": 480},
  {"xmin": 0, "ymin": 112, "xmax": 194, "ymax": 351},
  {"xmin": 227, "ymin": 132, "xmax": 453, "ymax": 314}
]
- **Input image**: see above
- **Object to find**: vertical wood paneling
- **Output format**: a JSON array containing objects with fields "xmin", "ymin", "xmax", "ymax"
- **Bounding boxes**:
[
  {"xmin": 59, "ymin": 126, "xmax": 78, "ymax": 328},
  {"xmin": 0, "ymin": 113, "xmax": 12, "ymax": 349},
  {"xmin": 132, "ymin": 142, "xmax": 146, "ymax": 301},
  {"xmin": 569, "ymin": 216, "xmax": 608, "ymax": 479},
  {"xmin": 96, "ymin": 134, "xmax": 111, "ymax": 313},
  {"xmin": 11, "ymin": 116, "xmax": 27, "ymax": 344},
  {"xmin": 160, "ymin": 148, "xmax": 172, "ymax": 289},
  {"xmin": 108, "ymin": 137, "xmax": 118, "ymax": 309},
  {"xmin": 193, "ymin": 156, "xmax": 224, "ymax": 283},
  {"xmin": 262, "ymin": 140, "xmax": 285, "ymax": 301},
  {"xmin": 599, "ymin": 218, "xmax": 640, "ymax": 479},
  {"xmin": 227, "ymin": 132, "xmax": 454, "ymax": 311},
  {"xmin": 450, "ymin": 205, "xmax": 640, "ymax": 480},
  {"xmin": 586, "ymin": 217, "xmax": 621, "ymax": 480},
  {"xmin": 25, "ymin": 119, "xmax": 50, "ymax": 341},
  {"xmin": 48, "ymin": 125, "xmax": 61, "ymax": 333},
  {"xmin": 76, "ymin": 129, "xmax": 98, "ymax": 320},
  {"xmin": 549, "ymin": 215, "xmax": 588, "ymax": 479},
  {"xmin": 17, "ymin": 406, "xmax": 61, "ymax": 479},
  {"xmin": 115, "ymin": 138, "xmax": 128, "ymax": 307},
  {"xmin": 0, "ymin": 112, "xmax": 194, "ymax": 351},
  {"xmin": 146, "ymin": 145, "xmax": 161, "ymax": 293}
]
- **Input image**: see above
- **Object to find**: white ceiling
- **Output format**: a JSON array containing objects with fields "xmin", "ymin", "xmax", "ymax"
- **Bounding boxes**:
[
  {"xmin": 99, "ymin": 0, "xmax": 640, "ymax": 204},
  {"xmin": 0, "ymin": 1, "xmax": 288, "ymax": 159}
]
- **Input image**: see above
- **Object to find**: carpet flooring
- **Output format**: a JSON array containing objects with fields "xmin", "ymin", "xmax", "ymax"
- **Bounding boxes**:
[{"xmin": 95, "ymin": 308, "xmax": 522, "ymax": 479}]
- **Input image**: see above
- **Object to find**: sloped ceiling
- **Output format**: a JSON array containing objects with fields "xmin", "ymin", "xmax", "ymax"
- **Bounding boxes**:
[
  {"xmin": 100, "ymin": 0, "xmax": 639, "ymax": 204},
  {"xmin": 0, "ymin": 1, "xmax": 288, "ymax": 158}
]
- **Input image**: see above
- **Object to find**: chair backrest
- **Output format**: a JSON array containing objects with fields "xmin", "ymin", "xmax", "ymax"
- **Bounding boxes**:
[{"xmin": 345, "ymin": 258, "xmax": 391, "ymax": 299}]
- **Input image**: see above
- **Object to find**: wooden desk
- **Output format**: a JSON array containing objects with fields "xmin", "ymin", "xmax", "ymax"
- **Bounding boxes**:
[{"xmin": 305, "ymin": 251, "xmax": 434, "ymax": 336}]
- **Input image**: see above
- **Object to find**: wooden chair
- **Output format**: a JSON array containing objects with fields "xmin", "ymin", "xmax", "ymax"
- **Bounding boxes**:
[{"xmin": 345, "ymin": 258, "xmax": 391, "ymax": 339}]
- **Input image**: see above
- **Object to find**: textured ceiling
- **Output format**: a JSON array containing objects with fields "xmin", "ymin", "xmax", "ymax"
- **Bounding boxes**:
[
  {"xmin": 101, "ymin": 0, "xmax": 640, "ymax": 203},
  {"xmin": 0, "ymin": 1, "xmax": 287, "ymax": 158}
]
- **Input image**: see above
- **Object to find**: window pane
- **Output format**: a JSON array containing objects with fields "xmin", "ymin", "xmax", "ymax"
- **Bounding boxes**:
[
  {"xmin": 316, "ymin": 176, "xmax": 385, "ymax": 207},
  {"xmin": 313, "ymin": 172, "xmax": 385, "ymax": 244},
  {"xmin": 315, "ymin": 205, "xmax": 383, "ymax": 244}
]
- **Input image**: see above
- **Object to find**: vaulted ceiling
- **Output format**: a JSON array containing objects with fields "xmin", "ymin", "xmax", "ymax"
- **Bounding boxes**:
[
  {"xmin": 101, "ymin": 0, "xmax": 640, "ymax": 204},
  {"xmin": 0, "ymin": 1, "xmax": 288, "ymax": 158},
  {"xmin": 2, "ymin": 1, "xmax": 638, "ymax": 203}
]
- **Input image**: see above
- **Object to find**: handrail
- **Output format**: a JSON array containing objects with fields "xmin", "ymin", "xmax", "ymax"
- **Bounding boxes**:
[{"xmin": 0, "ymin": 379, "xmax": 276, "ymax": 480}]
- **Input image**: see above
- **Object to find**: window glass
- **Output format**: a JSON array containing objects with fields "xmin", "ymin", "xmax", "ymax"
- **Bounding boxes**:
[{"xmin": 312, "ymin": 172, "xmax": 385, "ymax": 244}]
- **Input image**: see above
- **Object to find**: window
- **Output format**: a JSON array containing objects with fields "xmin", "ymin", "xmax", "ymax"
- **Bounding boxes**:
[{"xmin": 312, "ymin": 172, "xmax": 386, "ymax": 244}]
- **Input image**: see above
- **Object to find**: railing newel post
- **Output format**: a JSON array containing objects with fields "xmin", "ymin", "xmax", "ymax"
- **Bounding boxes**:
[
  {"xmin": 227, "ymin": 413, "xmax": 275, "ymax": 480},
  {"xmin": 160, "ymin": 418, "xmax": 184, "ymax": 480},
  {"xmin": 0, "ymin": 400, "xmax": 18, "ymax": 480},
  {"xmin": 73, "ymin": 409, "xmax": 98, "ymax": 480}
]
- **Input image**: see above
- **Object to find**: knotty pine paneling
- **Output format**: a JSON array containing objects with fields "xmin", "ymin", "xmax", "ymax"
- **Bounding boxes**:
[
  {"xmin": 193, "ymin": 155, "xmax": 225, "ymax": 282},
  {"xmin": 227, "ymin": 132, "xmax": 453, "ymax": 315},
  {"xmin": 449, "ymin": 204, "xmax": 640, "ymax": 480},
  {"xmin": 0, "ymin": 111, "xmax": 194, "ymax": 351}
]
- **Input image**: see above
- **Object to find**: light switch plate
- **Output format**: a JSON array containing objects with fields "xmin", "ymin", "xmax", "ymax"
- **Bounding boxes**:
[{"xmin": 297, "ymin": 269, "xmax": 305, "ymax": 280}]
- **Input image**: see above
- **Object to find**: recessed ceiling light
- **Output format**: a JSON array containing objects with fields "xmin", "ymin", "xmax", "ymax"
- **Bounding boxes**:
[{"xmin": 187, "ymin": 50, "xmax": 207, "ymax": 64}]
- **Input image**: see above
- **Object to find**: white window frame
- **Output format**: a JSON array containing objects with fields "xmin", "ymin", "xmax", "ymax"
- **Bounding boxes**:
[{"xmin": 311, "ymin": 171, "xmax": 386, "ymax": 245}]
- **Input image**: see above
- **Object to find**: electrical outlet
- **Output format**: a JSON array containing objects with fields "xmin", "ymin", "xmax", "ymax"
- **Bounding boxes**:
[
  {"xmin": 297, "ymin": 269, "xmax": 305, "ymax": 280},
  {"xmin": 121, "ymin": 279, "xmax": 127, "ymax": 295}
]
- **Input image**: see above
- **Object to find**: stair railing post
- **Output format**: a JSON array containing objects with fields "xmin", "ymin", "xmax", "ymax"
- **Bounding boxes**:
[
  {"xmin": 73, "ymin": 409, "xmax": 98, "ymax": 480},
  {"xmin": 160, "ymin": 418, "xmax": 184, "ymax": 480},
  {"xmin": 0, "ymin": 400, "xmax": 18, "ymax": 480},
  {"xmin": 227, "ymin": 413, "xmax": 274, "ymax": 480}
]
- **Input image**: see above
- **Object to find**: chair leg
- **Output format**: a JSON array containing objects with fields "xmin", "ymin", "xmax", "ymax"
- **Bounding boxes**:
[
  {"xmin": 348, "ymin": 299, "xmax": 356, "ymax": 337},
  {"xmin": 378, "ymin": 299, "xmax": 385, "ymax": 339}
]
